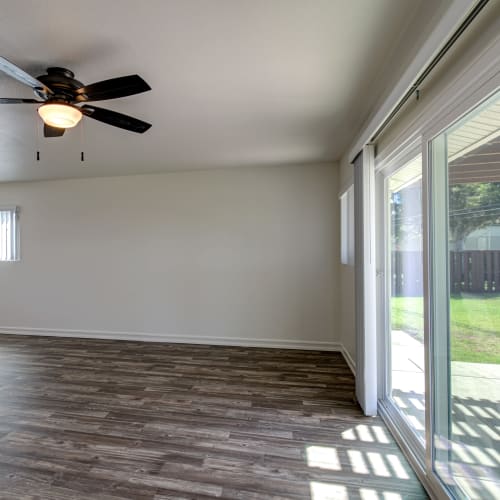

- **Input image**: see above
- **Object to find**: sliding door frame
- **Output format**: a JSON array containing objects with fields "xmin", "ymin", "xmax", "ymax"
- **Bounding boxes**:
[
  {"xmin": 376, "ymin": 136, "xmax": 430, "ymax": 483},
  {"xmin": 373, "ymin": 35, "xmax": 500, "ymax": 500}
]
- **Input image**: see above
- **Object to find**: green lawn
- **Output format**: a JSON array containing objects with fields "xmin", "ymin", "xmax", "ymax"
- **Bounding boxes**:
[{"xmin": 391, "ymin": 295, "xmax": 500, "ymax": 364}]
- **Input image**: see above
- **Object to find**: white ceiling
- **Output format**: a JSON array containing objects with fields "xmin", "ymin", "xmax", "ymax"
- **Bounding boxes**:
[{"xmin": 0, "ymin": 0, "xmax": 449, "ymax": 182}]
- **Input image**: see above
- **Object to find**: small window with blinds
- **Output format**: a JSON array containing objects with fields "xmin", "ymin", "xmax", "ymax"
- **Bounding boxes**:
[
  {"xmin": 0, "ymin": 207, "xmax": 20, "ymax": 261},
  {"xmin": 340, "ymin": 186, "xmax": 355, "ymax": 266}
]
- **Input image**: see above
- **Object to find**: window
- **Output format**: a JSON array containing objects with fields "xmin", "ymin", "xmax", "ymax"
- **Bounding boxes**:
[
  {"xmin": 0, "ymin": 207, "xmax": 20, "ymax": 261},
  {"xmin": 340, "ymin": 186, "xmax": 354, "ymax": 265}
]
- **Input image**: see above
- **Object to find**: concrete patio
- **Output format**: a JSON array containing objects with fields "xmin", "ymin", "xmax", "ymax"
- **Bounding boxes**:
[{"xmin": 391, "ymin": 330, "xmax": 500, "ymax": 499}]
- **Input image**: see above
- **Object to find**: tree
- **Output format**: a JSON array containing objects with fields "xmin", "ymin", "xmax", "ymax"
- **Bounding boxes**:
[{"xmin": 449, "ymin": 182, "xmax": 500, "ymax": 251}]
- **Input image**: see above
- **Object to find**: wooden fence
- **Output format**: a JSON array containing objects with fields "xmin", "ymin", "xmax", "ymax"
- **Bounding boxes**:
[
  {"xmin": 392, "ymin": 250, "xmax": 500, "ymax": 296},
  {"xmin": 449, "ymin": 250, "xmax": 500, "ymax": 294}
]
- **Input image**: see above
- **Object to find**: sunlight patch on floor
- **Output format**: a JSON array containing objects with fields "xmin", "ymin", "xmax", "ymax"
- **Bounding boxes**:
[
  {"xmin": 341, "ymin": 428, "xmax": 356, "ymax": 440},
  {"xmin": 371, "ymin": 425, "xmax": 391, "ymax": 444},
  {"xmin": 342, "ymin": 424, "xmax": 383, "ymax": 443},
  {"xmin": 367, "ymin": 452, "xmax": 391, "ymax": 477},
  {"xmin": 356, "ymin": 425, "xmax": 375, "ymax": 442},
  {"xmin": 347, "ymin": 449, "xmax": 369, "ymax": 474},
  {"xmin": 310, "ymin": 482, "xmax": 348, "ymax": 500},
  {"xmin": 306, "ymin": 446, "xmax": 341, "ymax": 471},
  {"xmin": 386, "ymin": 454, "xmax": 410, "ymax": 479},
  {"xmin": 359, "ymin": 488, "xmax": 403, "ymax": 500}
]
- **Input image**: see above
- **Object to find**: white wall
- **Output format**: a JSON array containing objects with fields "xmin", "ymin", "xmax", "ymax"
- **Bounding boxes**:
[{"xmin": 0, "ymin": 163, "xmax": 340, "ymax": 349}]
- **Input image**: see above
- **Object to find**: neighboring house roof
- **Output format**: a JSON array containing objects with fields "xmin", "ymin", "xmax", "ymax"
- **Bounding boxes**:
[{"xmin": 464, "ymin": 224, "xmax": 500, "ymax": 251}]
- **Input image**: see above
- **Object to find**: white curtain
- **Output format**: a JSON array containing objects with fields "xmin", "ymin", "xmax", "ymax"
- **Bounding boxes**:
[{"xmin": 353, "ymin": 145, "xmax": 377, "ymax": 416}]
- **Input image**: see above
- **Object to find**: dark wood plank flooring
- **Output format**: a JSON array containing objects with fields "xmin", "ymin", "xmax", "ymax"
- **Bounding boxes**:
[{"xmin": 0, "ymin": 335, "xmax": 427, "ymax": 499}]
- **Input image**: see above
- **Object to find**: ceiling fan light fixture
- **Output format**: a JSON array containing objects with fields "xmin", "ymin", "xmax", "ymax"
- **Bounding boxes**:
[
  {"xmin": 37, "ymin": 103, "xmax": 82, "ymax": 128},
  {"xmin": 0, "ymin": 59, "xmax": 152, "ymax": 136}
]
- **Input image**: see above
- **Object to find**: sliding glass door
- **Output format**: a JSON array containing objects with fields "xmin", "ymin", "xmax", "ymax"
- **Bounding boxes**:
[
  {"xmin": 382, "ymin": 155, "xmax": 426, "ymax": 445},
  {"xmin": 378, "ymin": 87, "xmax": 500, "ymax": 499},
  {"xmin": 429, "ymin": 89, "xmax": 500, "ymax": 499}
]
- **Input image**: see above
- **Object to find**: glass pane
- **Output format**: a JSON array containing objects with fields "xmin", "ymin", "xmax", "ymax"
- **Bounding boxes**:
[
  {"xmin": 432, "ymin": 89, "xmax": 500, "ymax": 499},
  {"xmin": 388, "ymin": 155, "xmax": 425, "ymax": 442}
]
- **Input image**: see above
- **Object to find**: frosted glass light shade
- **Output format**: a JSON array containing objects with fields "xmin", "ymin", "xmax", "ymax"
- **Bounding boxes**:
[{"xmin": 38, "ymin": 103, "xmax": 82, "ymax": 128}]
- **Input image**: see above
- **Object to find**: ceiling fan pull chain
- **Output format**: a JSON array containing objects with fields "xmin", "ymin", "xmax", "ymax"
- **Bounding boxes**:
[
  {"xmin": 80, "ymin": 117, "xmax": 85, "ymax": 162},
  {"xmin": 33, "ymin": 111, "xmax": 40, "ymax": 161}
]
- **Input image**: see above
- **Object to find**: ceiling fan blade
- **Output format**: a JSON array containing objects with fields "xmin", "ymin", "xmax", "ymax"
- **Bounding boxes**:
[
  {"xmin": 80, "ymin": 105, "xmax": 151, "ymax": 133},
  {"xmin": 74, "ymin": 75, "xmax": 151, "ymax": 102},
  {"xmin": 0, "ymin": 98, "xmax": 43, "ymax": 104},
  {"xmin": 44, "ymin": 124, "xmax": 65, "ymax": 137},
  {"xmin": 0, "ymin": 57, "xmax": 53, "ymax": 99}
]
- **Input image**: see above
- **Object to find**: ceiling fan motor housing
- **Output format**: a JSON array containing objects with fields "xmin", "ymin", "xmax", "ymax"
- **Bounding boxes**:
[{"xmin": 35, "ymin": 67, "xmax": 86, "ymax": 102}]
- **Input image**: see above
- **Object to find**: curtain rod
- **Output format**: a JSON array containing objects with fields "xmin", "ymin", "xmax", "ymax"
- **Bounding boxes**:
[{"xmin": 369, "ymin": 0, "xmax": 490, "ymax": 144}]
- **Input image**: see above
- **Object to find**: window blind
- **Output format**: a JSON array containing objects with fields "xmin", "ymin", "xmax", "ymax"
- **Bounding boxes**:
[{"xmin": 0, "ymin": 207, "xmax": 19, "ymax": 261}]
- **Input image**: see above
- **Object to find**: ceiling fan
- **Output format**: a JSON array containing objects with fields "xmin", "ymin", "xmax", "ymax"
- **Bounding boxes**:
[{"xmin": 0, "ymin": 56, "xmax": 152, "ymax": 137}]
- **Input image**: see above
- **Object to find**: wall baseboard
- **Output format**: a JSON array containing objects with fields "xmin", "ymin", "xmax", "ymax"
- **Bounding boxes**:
[
  {"xmin": 0, "ymin": 326, "xmax": 342, "ymax": 352},
  {"xmin": 341, "ymin": 344, "xmax": 356, "ymax": 375}
]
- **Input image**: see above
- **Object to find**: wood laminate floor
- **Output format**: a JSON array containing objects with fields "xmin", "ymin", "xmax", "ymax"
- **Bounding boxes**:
[{"xmin": 0, "ymin": 335, "xmax": 427, "ymax": 499}]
